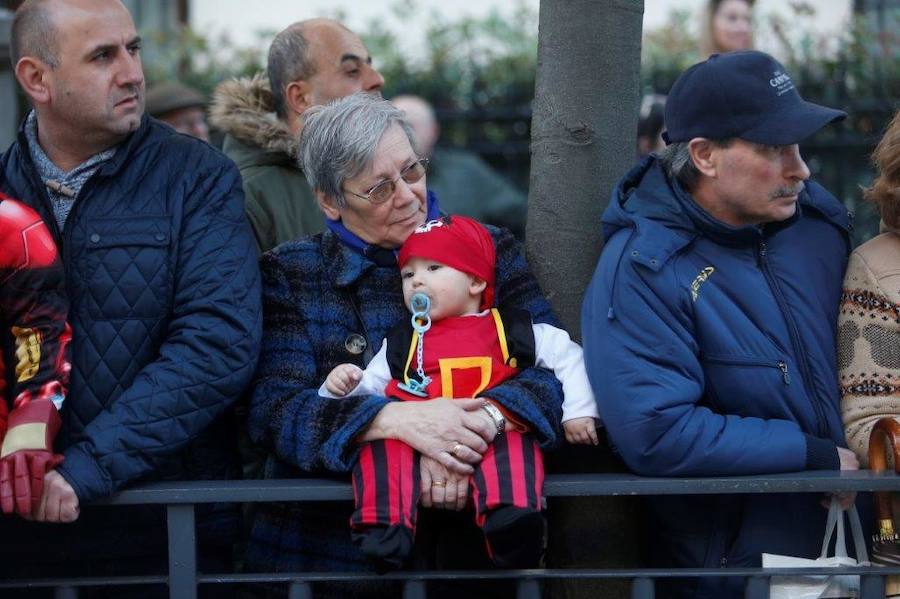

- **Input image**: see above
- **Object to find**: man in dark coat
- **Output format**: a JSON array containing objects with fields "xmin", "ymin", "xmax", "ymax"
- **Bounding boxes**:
[
  {"xmin": 582, "ymin": 51, "xmax": 859, "ymax": 598},
  {"xmin": 0, "ymin": 0, "xmax": 261, "ymax": 585}
]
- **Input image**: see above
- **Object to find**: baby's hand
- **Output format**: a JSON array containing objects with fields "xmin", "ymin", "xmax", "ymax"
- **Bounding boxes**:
[
  {"xmin": 563, "ymin": 417, "xmax": 599, "ymax": 445},
  {"xmin": 325, "ymin": 364, "xmax": 363, "ymax": 396}
]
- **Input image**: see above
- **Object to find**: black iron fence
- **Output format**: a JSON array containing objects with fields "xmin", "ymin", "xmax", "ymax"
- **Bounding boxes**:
[{"xmin": 5, "ymin": 472, "xmax": 900, "ymax": 598}]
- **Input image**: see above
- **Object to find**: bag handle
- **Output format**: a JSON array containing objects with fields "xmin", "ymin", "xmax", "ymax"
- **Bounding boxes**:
[
  {"xmin": 820, "ymin": 498, "xmax": 870, "ymax": 564},
  {"xmin": 821, "ymin": 498, "xmax": 846, "ymax": 558},
  {"xmin": 868, "ymin": 417, "xmax": 900, "ymax": 540}
]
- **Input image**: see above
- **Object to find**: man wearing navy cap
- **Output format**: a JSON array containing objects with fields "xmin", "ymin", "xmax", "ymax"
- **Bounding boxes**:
[{"xmin": 581, "ymin": 51, "xmax": 859, "ymax": 597}]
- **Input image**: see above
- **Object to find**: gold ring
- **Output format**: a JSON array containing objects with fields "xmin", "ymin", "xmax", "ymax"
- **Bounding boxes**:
[
  {"xmin": 432, "ymin": 480, "xmax": 446, "ymax": 487},
  {"xmin": 452, "ymin": 443, "xmax": 465, "ymax": 456}
]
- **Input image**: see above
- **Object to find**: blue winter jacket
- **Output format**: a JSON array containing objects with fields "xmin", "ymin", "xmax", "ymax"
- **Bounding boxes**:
[
  {"xmin": 0, "ymin": 116, "xmax": 262, "ymax": 503},
  {"xmin": 581, "ymin": 156, "xmax": 852, "ymax": 596}
]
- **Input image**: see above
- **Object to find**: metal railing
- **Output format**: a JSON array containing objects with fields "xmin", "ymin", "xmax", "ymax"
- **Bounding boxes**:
[{"xmin": 4, "ymin": 471, "xmax": 900, "ymax": 598}]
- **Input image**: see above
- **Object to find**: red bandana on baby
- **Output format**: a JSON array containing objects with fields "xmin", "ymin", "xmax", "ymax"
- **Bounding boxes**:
[{"xmin": 398, "ymin": 215, "xmax": 496, "ymax": 310}]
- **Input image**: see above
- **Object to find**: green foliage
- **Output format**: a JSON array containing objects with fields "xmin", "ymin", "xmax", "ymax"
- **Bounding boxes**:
[
  {"xmin": 139, "ymin": 2, "xmax": 900, "ymax": 131},
  {"xmin": 360, "ymin": 0, "xmax": 539, "ymax": 110},
  {"xmin": 139, "ymin": 0, "xmax": 539, "ymax": 112},
  {"xmin": 640, "ymin": 3, "xmax": 900, "ymax": 113},
  {"xmin": 140, "ymin": 26, "xmax": 270, "ymax": 97},
  {"xmin": 640, "ymin": 8, "xmax": 700, "ymax": 95}
]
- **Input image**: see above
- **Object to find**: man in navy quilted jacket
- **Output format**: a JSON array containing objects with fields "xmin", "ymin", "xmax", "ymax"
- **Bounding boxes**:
[
  {"xmin": 0, "ymin": 0, "xmax": 261, "ymax": 584},
  {"xmin": 582, "ymin": 51, "xmax": 860, "ymax": 598}
]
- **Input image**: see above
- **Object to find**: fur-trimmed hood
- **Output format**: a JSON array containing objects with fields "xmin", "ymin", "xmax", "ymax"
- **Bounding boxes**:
[{"xmin": 210, "ymin": 73, "xmax": 298, "ymax": 159}]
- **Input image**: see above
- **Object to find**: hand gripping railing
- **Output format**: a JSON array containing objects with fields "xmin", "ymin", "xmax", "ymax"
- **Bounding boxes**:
[{"xmin": 5, "ymin": 471, "xmax": 900, "ymax": 599}]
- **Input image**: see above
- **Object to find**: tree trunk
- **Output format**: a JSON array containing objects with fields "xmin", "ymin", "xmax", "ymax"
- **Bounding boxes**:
[
  {"xmin": 527, "ymin": 0, "xmax": 644, "ymax": 339},
  {"xmin": 527, "ymin": 3, "xmax": 645, "ymax": 598}
]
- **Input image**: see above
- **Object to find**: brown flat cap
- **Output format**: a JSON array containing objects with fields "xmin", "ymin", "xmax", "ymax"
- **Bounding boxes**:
[{"xmin": 145, "ymin": 82, "xmax": 207, "ymax": 117}]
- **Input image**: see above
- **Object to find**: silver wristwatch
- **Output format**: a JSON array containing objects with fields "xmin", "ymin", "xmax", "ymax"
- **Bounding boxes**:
[{"xmin": 481, "ymin": 401, "xmax": 506, "ymax": 438}]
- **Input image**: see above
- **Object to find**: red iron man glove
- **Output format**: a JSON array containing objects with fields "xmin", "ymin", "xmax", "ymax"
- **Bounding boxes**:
[{"xmin": 0, "ymin": 399, "xmax": 64, "ymax": 516}]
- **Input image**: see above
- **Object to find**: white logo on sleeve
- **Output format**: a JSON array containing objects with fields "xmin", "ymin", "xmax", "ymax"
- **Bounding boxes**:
[{"xmin": 690, "ymin": 266, "xmax": 716, "ymax": 302}]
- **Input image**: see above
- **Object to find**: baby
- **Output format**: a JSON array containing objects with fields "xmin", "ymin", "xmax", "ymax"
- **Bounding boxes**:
[{"xmin": 320, "ymin": 215, "xmax": 600, "ymax": 570}]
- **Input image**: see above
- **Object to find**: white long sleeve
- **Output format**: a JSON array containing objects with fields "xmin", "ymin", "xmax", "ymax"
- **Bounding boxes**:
[
  {"xmin": 318, "ymin": 322, "xmax": 600, "ymax": 425},
  {"xmin": 532, "ymin": 322, "xmax": 600, "ymax": 424}
]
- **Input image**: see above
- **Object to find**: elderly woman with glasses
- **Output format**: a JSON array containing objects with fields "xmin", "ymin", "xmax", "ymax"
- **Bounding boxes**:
[{"xmin": 244, "ymin": 93, "xmax": 563, "ymax": 594}]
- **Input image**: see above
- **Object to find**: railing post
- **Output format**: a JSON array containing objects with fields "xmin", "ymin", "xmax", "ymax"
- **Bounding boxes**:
[
  {"xmin": 517, "ymin": 577, "xmax": 541, "ymax": 598},
  {"xmin": 860, "ymin": 574, "xmax": 886, "ymax": 599},
  {"xmin": 744, "ymin": 576, "xmax": 769, "ymax": 599},
  {"xmin": 167, "ymin": 503, "xmax": 197, "ymax": 599},
  {"xmin": 631, "ymin": 577, "xmax": 654, "ymax": 599},
  {"xmin": 288, "ymin": 581, "xmax": 313, "ymax": 599},
  {"xmin": 403, "ymin": 579, "xmax": 427, "ymax": 599},
  {"xmin": 54, "ymin": 586, "xmax": 78, "ymax": 599}
]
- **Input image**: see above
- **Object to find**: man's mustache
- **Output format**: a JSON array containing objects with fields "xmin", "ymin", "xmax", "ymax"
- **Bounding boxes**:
[{"xmin": 770, "ymin": 182, "xmax": 805, "ymax": 199}]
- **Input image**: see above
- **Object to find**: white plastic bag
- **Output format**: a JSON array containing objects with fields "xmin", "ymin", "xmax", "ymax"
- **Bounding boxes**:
[{"xmin": 762, "ymin": 498, "xmax": 870, "ymax": 599}]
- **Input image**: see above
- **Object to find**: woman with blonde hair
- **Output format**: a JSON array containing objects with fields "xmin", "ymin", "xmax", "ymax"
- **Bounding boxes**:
[
  {"xmin": 839, "ymin": 108, "xmax": 900, "ymax": 464},
  {"xmin": 699, "ymin": 0, "xmax": 755, "ymax": 57}
]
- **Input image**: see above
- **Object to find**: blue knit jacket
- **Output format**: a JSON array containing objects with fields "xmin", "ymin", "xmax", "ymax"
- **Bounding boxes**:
[{"xmin": 246, "ymin": 224, "xmax": 563, "ymax": 579}]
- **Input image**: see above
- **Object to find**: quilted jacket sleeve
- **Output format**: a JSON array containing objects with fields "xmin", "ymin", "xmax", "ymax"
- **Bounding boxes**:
[
  {"xmin": 481, "ymin": 226, "xmax": 563, "ymax": 448},
  {"xmin": 581, "ymin": 233, "xmax": 819, "ymax": 477},
  {"xmin": 57, "ymin": 158, "xmax": 262, "ymax": 502}
]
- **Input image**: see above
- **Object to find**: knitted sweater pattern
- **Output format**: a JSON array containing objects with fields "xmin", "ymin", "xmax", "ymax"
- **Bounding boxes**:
[{"xmin": 839, "ymin": 231, "xmax": 900, "ymax": 465}]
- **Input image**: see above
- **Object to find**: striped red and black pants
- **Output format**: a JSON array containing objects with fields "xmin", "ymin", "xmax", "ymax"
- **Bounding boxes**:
[{"xmin": 351, "ymin": 430, "xmax": 544, "ymax": 559}]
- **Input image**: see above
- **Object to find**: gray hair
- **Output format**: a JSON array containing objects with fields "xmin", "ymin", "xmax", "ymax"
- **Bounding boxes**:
[
  {"xmin": 299, "ymin": 93, "xmax": 419, "ymax": 208},
  {"xmin": 658, "ymin": 139, "xmax": 733, "ymax": 191},
  {"xmin": 267, "ymin": 22, "xmax": 316, "ymax": 120},
  {"xmin": 11, "ymin": 0, "xmax": 59, "ymax": 68}
]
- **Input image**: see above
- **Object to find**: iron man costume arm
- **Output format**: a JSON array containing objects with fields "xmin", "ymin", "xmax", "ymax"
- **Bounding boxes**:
[{"xmin": 0, "ymin": 194, "xmax": 71, "ymax": 516}]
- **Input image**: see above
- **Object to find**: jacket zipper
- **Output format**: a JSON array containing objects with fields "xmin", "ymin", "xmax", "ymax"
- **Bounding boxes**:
[
  {"xmin": 757, "ymin": 240, "xmax": 825, "ymax": 435},
  {"xmin": 704, "ymin": 355, "xmax": 791, "ymax": 385}
]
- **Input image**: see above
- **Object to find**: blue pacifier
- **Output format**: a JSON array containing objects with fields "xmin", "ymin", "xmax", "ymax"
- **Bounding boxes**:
[{"xmin": 397, "ymin": 292, "xmax": 432, "ymax": 397}]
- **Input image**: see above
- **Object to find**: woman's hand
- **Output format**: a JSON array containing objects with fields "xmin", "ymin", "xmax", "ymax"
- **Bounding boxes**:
[
  {"xmin": 419, "ymin": 455, "xmax": 469, "ymax": 511},
  {"xmin": 362, "ymin": 398, "xmax": 496, "ymax": 475}
]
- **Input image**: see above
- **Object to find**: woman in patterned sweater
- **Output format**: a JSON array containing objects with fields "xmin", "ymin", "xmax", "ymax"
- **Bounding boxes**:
[{"xmin": 839, "ymin": 108, "xmax": 900, "ymax": 464}]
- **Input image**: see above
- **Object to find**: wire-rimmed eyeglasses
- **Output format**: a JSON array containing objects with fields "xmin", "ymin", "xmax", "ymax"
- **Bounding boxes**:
[{"xmin": 343, "ymin": 158, "xmax": 430, "ymax": 204}]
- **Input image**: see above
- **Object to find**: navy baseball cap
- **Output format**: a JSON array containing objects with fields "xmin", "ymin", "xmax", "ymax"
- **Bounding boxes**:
[{"xmin": 662, "ymin": 51, "xmax": 846, "ymax": 145}]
